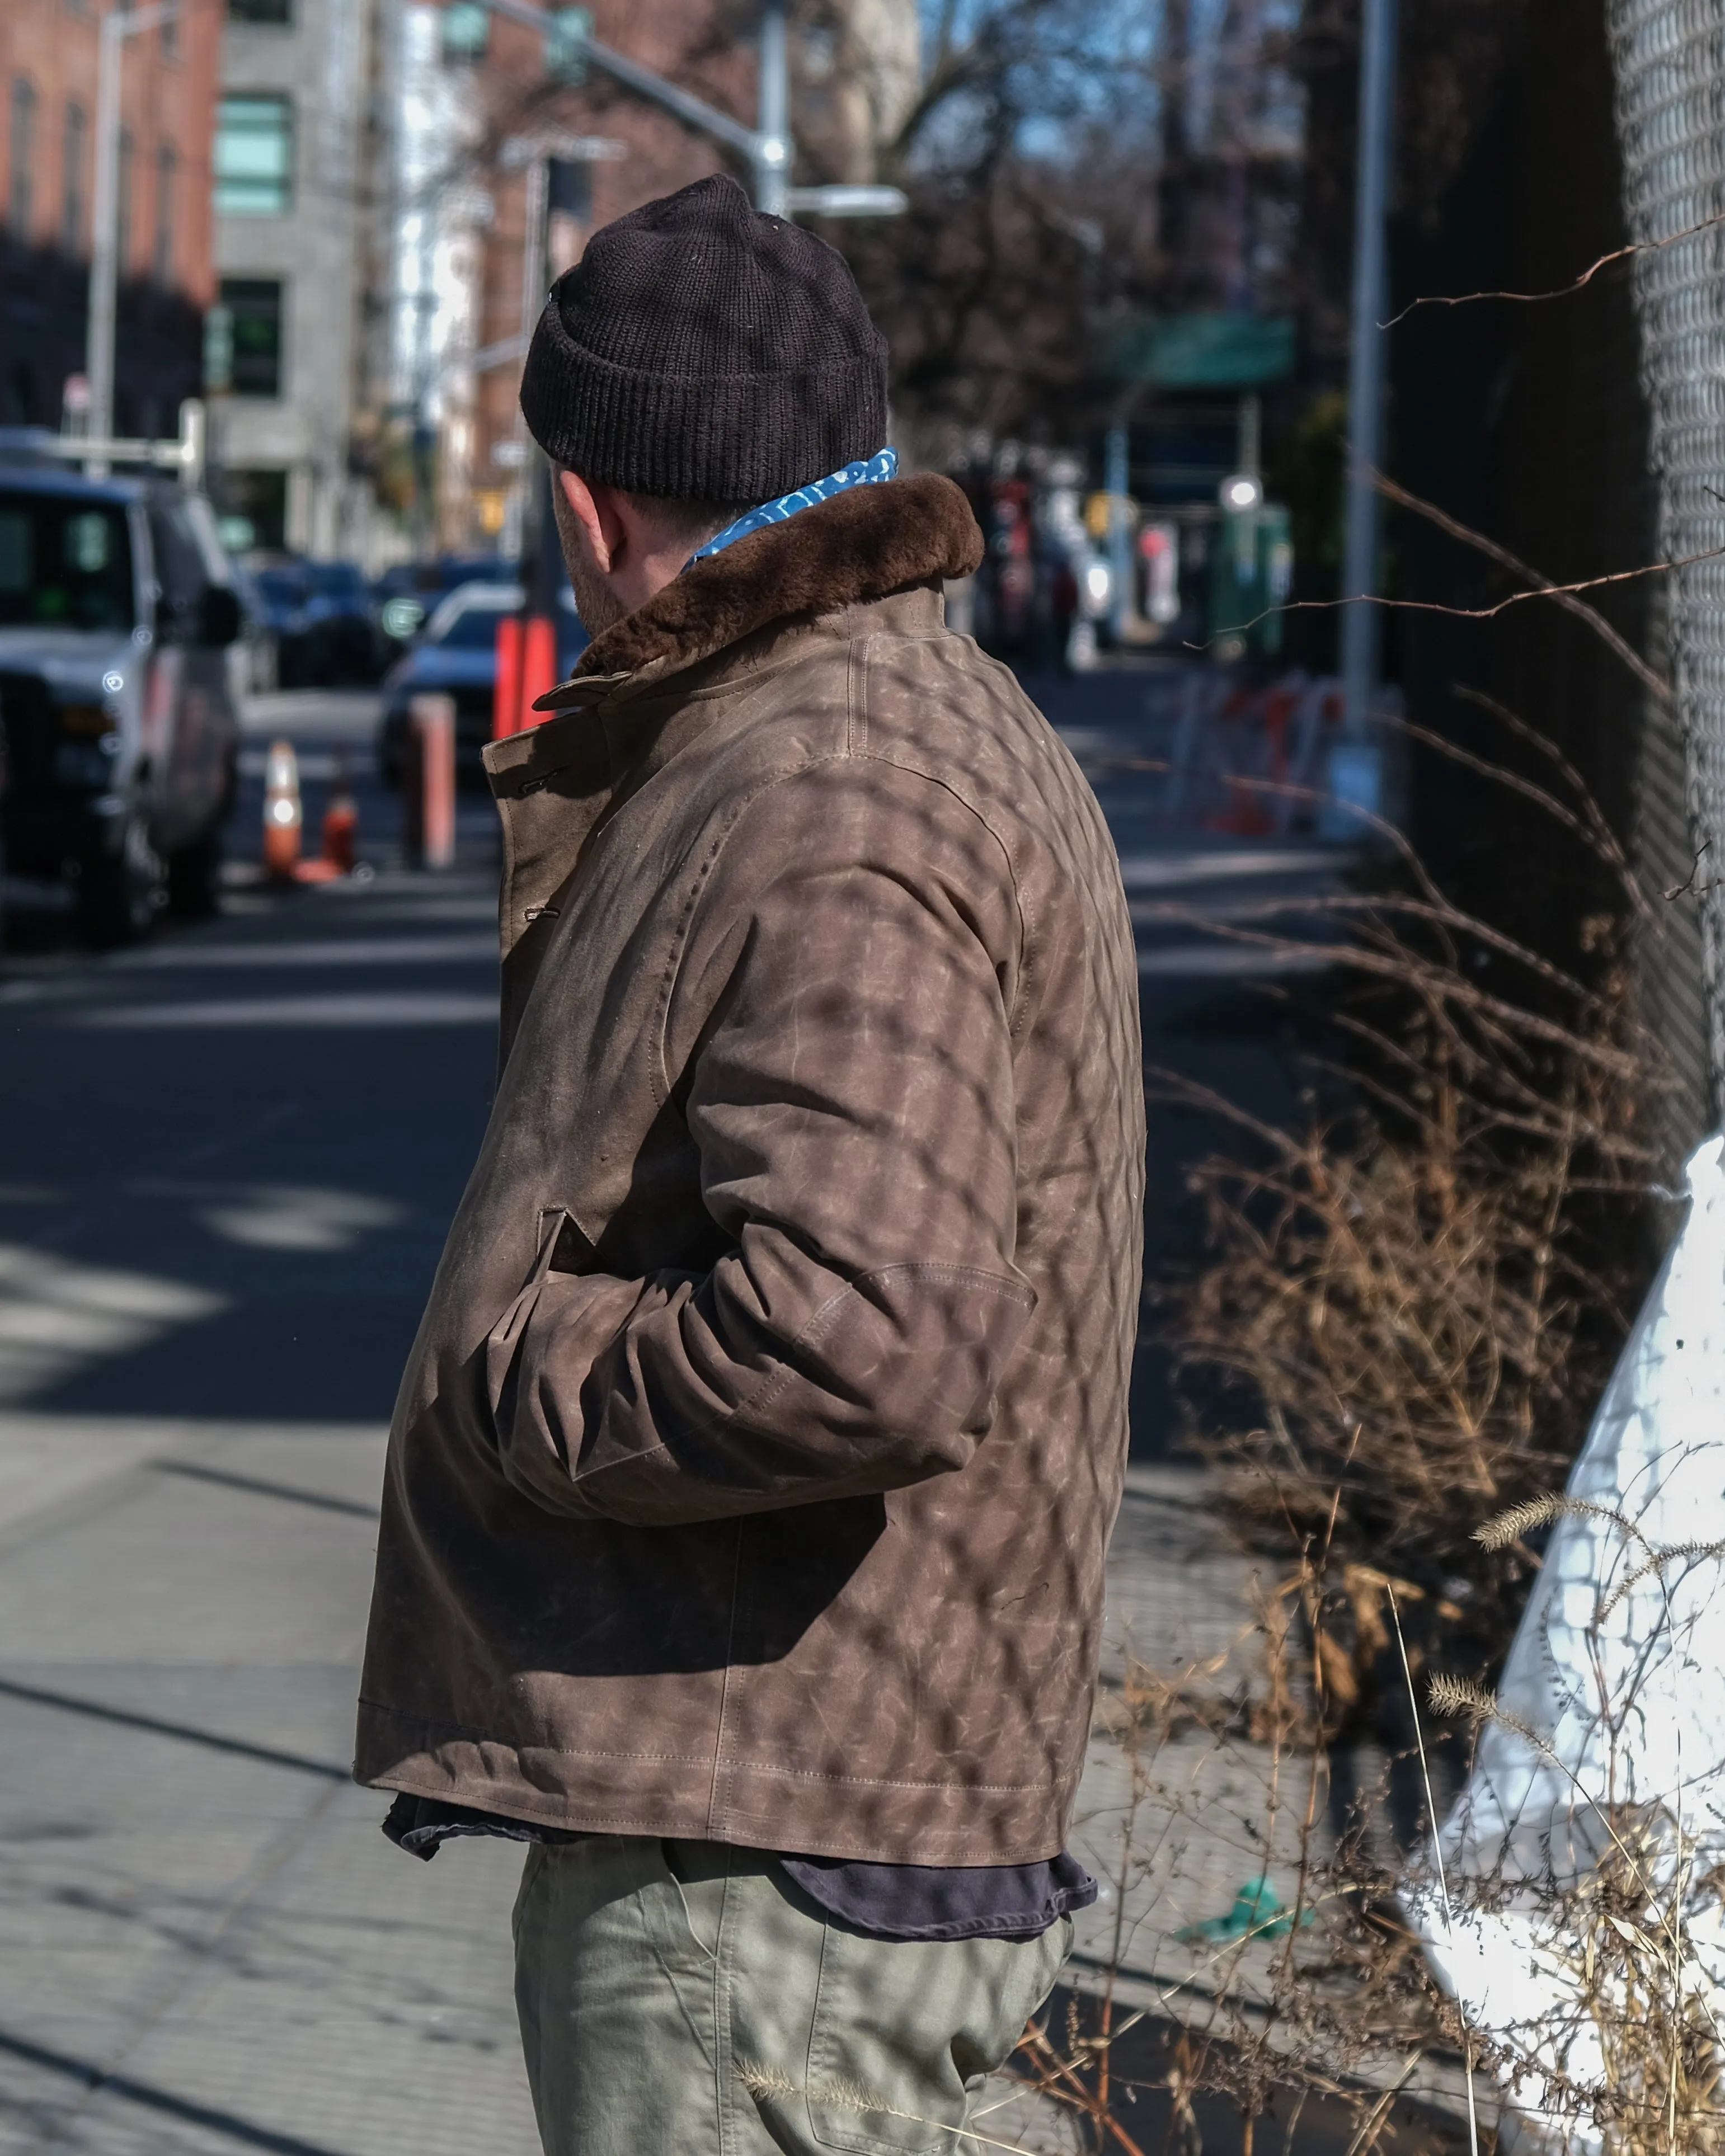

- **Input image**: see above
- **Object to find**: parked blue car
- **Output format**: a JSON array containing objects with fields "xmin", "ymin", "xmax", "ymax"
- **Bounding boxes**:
[
  {"xmin": 372, "ymin": 556, "xmax": 510, "ymax": 659},
  {"xmin": 377, "ymin": 582, "xmax": 587, "ymax": 788},
  {"xmin": 252, "ymin": 558, "xmax": 385, "ymax": 688}
]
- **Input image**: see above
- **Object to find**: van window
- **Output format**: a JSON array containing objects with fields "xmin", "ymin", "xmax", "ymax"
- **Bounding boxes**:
[
  {"xmin": 148, "ymin": 501, "xmax": 211, "ymax": 641},
  {"xmin": 0, "ymin": 491, "xmax": 133, "ymax": 632}
]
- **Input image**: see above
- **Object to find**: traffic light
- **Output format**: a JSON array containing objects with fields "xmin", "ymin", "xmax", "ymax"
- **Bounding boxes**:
[
  {"xmin": 440, "ymin": 2, "xmax": 490, "ymax": 63},
  {"xmin": 547, "ymin": 7, "xmax": 591, "ymax": 82}
]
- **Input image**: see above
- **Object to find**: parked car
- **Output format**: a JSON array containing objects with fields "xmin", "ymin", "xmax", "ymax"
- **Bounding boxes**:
[
  {"xmin": 246, "ymin": 558, "xmax": 304, "ymax": 689},
  {"xmin": 251, "ymin": 557, "xmax": 383, "ymax": 688},
  {"xmin": 378, "ymin": 581, "xmax": 586, "ymax": 788},
  {"xmin": 224, "ymin": 557, "xmax": 278, "ymax": 694},
  {"xmin": 0, "ymin": 463, "xmax": 242, "ymax": 943},
  {"xmin": 373, "ymin": 554, "xmax": 510, "ymax": 661}
]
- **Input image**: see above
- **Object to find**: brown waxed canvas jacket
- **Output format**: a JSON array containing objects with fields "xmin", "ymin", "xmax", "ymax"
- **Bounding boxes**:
[{"xmin": 355, "ymin": 474, "xmax": 1146, "ymax": 1865}]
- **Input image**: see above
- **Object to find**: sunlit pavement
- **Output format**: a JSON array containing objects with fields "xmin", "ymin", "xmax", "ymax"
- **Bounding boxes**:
[
  {"xmin": 0, "ymin": 688, "xmax": 530, "ymax": 2153},
  {"xmin": 0, "ymin": 680, "xmax": 1346, "ymax": 2154}
]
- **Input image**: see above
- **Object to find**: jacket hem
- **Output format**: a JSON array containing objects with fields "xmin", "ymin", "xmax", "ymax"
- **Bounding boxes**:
[{"xmin": 355, "ymin": 1702, "xmax": 1077, "ymax": 1867}]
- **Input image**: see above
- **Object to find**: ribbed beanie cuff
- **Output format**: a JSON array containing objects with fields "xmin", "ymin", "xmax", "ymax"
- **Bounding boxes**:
[{"xmin": 519, "ymin": 173, "xmax": 889, "ymax": 501}]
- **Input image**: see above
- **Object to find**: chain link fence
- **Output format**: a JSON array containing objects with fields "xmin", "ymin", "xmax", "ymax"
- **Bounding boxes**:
[
  {"xmin": 1608, "ymin": 0, "xmax": 1725, "ymax": 1109},
  {"xmin": 1604, "ymin": 8, "xmax": 1725, "ymax": 1121}
]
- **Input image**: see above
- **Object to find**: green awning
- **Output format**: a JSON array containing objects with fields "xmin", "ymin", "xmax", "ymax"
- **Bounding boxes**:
[{"xmin": 1103, "ymin": 312, "xmax": 1297, "ymax": 390}]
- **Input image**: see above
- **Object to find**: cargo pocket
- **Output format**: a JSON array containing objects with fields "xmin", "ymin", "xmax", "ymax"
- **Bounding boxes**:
[{"xmin": 803, "ymin": 1917, "xmax": 1071, "ymax": 2156}]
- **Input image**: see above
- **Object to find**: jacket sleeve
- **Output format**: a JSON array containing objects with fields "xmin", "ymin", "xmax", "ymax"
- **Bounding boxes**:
[{"xmin": 489, "ymin": 761, "xmax": 1037, "ymax": 1527}]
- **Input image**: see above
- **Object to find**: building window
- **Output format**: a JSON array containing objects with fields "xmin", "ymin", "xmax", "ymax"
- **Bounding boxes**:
[
  {"xmin": 153, "ymin": 144, "xmax": 176, "ymax": 280},
  {"xmin": 227, "ymin": 0, "xmax": 293, "ymax": 20},
  {"xmin": 213, "ymin": 95, "xmax": 292, "ymax": 215},
  {"xmin": 220, "ymin": 277, "xmax": 283, "ymax": 397},
  {"xmin": 116, "ymin": 130, "xmax": 134, "ymax": 270},
  {"xmin": 8, "ymin": 79, "xmax": 36, "ymax": 238},
  {"xmin": 62, "ymin": 101, "xmax": 86, "ymax": 253},
  {"xmin": 161, "ymin": 6, "xmax": 178, "ymax": 59}
]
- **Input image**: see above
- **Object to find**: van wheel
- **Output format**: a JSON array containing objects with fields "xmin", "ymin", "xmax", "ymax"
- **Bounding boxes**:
[
  {"xmin": 166, "ymin": 824, "xmax": 224, "ymax": 920},
  {"xmin": 78, "ymin": 816, "xmax": 162, "ymax": 947}
]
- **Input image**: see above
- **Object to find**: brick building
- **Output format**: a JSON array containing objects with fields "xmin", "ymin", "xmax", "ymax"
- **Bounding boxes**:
[{"xmin": 0, "ymin": 0, "xmax": 220, "ymax": 438}]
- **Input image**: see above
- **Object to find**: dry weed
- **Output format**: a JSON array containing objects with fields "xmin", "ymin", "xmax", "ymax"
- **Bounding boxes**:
[{"xmin": 1167, "ymin": 700, "xmax": 1672, "ymax": 1713}]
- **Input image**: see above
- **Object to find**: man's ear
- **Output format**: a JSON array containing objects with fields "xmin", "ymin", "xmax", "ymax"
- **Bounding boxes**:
[{"xmin": 554, "ymin": 468, "xmax": 627, "ymax": 576}]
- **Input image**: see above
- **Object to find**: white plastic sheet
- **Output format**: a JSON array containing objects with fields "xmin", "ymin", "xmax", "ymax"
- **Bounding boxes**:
[{"xmin": 1412, "ymin": 1133, "xmax": 1725, "ymax": 2149}]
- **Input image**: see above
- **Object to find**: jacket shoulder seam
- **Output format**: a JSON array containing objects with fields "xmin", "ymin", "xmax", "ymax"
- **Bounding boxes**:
[{"xmin": 850, "ymin": 634, "xmax": 1036, "ymax": 1035}]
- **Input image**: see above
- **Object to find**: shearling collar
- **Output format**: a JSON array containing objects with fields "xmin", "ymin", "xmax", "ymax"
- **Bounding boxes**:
[{"xmin": 533, "ymin": 473, "xmax": 984, "ymax": 712}]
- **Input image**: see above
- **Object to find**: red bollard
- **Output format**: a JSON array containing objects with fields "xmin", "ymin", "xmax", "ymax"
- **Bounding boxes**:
[
  {"xmin": 404, "ymin": 693, "xmax": 456, "ymax": 870},
  {"xmin": 492, "ymin": 615, "xmax": 522, "ymax": 741}
]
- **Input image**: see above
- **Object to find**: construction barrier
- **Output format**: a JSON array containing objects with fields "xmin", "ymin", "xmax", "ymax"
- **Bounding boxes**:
[
  {"xmin": 1153, "ymin": 672, "xmax": 1400, "ymax": 837},
  {"xmin": 403, "ymin": 693, "xmax": 456, "ymax": 870}
]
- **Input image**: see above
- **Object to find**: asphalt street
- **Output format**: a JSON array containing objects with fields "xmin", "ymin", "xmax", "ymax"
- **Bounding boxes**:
[{"xmin": 0, "ymin": 675, "xmax": 1351, "ymax": 2155}]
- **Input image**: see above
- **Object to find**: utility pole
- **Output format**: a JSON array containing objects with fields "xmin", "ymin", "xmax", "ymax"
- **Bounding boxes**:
[
  {"xmin": 87, "ymin": 2, "xmax": 173, "ymax": 477},
  {"xmin": 755, "ymin": 0, "xmax": 789, "ymax": 216},
  {"xmin": 1338, "ymin": 0, "xmax": 1399, "ymax": 738},
  {"xmin": 1105, "ymin": 419, "xmax": 1132, "ymax": 648}
]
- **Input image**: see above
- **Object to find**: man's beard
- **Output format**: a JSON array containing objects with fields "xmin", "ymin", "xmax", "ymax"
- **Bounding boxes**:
[
  {"xmin": 566, "ymin": 550, "xmax": 627, "ymax": 638},
  {"xmin": 553, "ymin": 481, "xmax": 628, "ymax": 637}
]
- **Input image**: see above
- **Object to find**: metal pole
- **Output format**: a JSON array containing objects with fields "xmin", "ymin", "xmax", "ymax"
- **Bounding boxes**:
[
  {"xmin": 1339, "ymin": 0, "xmax": 1399, "ymax": 737},
  {"xmin": 1106, "ymin": 418, "xmax": 1131, "ymax": 648},
  {"xmin": 505, "ymin": 156, "xmax": 551, "ymax": 563},
  {"xmin": 85, "ymin": 13, "xmax": 125, "ymax": 477},
  {"xmin": 480, "ymin": 0, "xmax": 761, "ymax": 159},
  {"xmin": 755, "ymin": 0, "xmax": 789, "ymax": 215},
  {"xmin": 86, "ymin": 4, "xmax": 168, "ymax": 478},
  {"xmin": 523, "ymin": 155, "xmax": 562, "ymax": 622}
]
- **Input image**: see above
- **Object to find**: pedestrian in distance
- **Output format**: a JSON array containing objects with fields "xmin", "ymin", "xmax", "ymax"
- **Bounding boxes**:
[{"xmin": 356, "ymin": 172, "xmax": 1145, "ymax": 2156}]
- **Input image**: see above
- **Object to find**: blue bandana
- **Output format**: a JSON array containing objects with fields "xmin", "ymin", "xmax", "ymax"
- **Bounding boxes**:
[{"xmin": 689, "ymin": 448, "xmax": 899, "ymax": 564}]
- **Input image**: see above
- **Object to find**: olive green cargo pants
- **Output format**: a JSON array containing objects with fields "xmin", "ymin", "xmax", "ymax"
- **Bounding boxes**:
[{"xmin": 513, "ymin": 1835, "xmax": 1071, "ymax": 2156}]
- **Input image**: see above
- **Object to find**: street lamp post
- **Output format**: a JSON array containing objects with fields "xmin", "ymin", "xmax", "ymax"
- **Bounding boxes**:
[
  {"xmin": 87, "ymin": 2, "xmax": 174, "ymax": 478},
  {"xmin": 755, "ymin": 0, "xmax": 789, "ymax": 216},
  {"xmin": 1338, "ymin": 0, "xmax": 1399, "ymax": 740}
]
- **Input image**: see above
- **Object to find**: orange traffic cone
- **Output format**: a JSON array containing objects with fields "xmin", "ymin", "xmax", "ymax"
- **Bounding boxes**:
[
  {"xmin": 322, "ymin": 754, "xmax": 358, "ymax": 873},
  {"xmin": 262, "ymin": 738, "xmax": 302, "ymax": 883}
]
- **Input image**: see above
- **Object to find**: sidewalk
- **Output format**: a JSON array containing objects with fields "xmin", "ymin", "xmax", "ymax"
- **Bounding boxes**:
[
  {"xmin": 0, "ymin": 1423, "xmax": 1268, "ymax": 2156},
  {"xmin": 0, "ymin": 1414, "xmax": 535, "ymax": 2156}
]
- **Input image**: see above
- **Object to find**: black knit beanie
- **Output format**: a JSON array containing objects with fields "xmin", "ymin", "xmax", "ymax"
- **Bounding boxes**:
[{"xmin": 519, "ymin": 173, "xmax": 889, "ymax": 502}]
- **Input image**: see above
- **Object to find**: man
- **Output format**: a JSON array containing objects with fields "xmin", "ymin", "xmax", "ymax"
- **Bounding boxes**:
[{"xmin": 357, "ymin": 173, "xmax": 1144, "ymax": 2155}]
